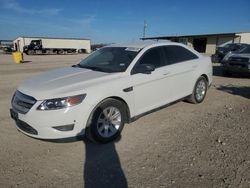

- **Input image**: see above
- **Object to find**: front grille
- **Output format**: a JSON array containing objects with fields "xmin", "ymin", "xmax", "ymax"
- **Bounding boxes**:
[
  {"xmin": 16, "ymin": 120, "xmax": 38, "ymax": 135},
  {"xmin": 11, "ymin": 91, "xmax": 37, "ymax": 114},
  {"xmin": 228, "ymin": 62, "xmax": 246, "ymax": 68}
]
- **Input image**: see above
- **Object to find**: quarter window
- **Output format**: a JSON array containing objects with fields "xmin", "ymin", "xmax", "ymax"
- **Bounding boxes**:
[{"xmin": 163, "ymin": 46, "xmax": 198, "ymax": 64}]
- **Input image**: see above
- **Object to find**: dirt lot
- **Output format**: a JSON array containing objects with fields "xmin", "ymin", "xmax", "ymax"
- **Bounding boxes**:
[{"xmin": 0, "ymin": 54, "xmax": 250, "ymax": 188}]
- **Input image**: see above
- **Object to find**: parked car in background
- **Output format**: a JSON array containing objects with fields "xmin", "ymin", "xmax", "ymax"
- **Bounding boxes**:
[
  {"xmin": 10, "ymin": 40, "xmax": 212, "ymax": 143},
  {"xmin": 211, "ymin": 43, "xmax": 248, "ymax": 63},
  {"xmin": 3, "ymin": 46, "xmax": 13, "ymax": 53},
  {"xmin": 0, "ymin": 45, "xmax": 13, "ymax": 54},
  {"xmin": 221, "ymin": 44, "xmax": 250, "ymax": 76}
]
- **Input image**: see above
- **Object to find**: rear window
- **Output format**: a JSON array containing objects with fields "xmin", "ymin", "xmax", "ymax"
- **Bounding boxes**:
[{"xmin": 163, "ymin": 45, "xmax": 198, "ymax": 64}]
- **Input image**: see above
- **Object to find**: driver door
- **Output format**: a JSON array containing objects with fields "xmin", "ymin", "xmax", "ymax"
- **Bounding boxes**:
[{"xmin": 131, "ymin": 46, "xmax": 172, "ymax": 116}]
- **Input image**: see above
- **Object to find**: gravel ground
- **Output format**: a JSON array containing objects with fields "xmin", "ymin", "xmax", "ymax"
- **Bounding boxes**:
[{"xmin": 0, "ymin": 54, "xmax": 249, "ymax": 188}]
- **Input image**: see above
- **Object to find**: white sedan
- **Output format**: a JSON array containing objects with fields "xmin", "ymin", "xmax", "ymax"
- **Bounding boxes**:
[{"xmin": 10, "ymin": 40, "xmax": 212, "ymax": 143}]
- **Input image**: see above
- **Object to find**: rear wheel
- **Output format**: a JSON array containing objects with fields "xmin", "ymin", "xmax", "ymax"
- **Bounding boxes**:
[
  {"xmin": 86, "ymin": 99, "xmax": 126, "ymax": 143},
  {"xmin": 188, "ymin": 76, "xmax": 208, "ymax": 104}
]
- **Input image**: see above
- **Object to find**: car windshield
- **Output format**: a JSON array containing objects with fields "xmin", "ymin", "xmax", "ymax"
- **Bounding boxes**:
[
  {"xmin": 223, "ymin": 44, "xmax": 232, "ymax": 48},
  {"xmin": 78, "ymin": 47, "xmax": 140, "ymax": 73},
  {"xmin": 224, "ymin": 44, "xmax": 240, "ymax": 50}
]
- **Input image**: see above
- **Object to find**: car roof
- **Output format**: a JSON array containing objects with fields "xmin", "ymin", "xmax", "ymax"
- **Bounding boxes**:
[
  {"xmin": 222, "ymin": 43, "xmax": 248, "ymax": 47},
  {"xmin": 108, "ymin": 40, "xmax": 172, "ymax": 49}
]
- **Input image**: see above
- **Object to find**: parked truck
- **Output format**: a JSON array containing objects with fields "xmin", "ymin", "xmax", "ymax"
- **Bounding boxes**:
[
  {"xmin": 0, "ymin": 40, "xmax": 13, "ymax": 54},
  {"xmin": 13, "ymin": 37, "xmax": 91, "ymax": 55}
]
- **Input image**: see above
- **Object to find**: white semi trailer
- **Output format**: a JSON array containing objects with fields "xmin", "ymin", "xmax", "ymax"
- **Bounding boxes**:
[{"xmin": 13, "ymin": 37, "xmax": 91, "ymax": 55}]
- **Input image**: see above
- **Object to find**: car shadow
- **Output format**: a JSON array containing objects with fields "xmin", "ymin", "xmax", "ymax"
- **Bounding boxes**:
[
  {"xmin": 83, "ymin": 136, "xmax": 128, "ymax": 188},
  {"xmin": 216, "ymin": 84, "xmax": 250, "ymax": 99},
  {"xmin": 21, "ymin": 60, "xmax": 32, "ymax": 63},
  {"xmin": 41, "ymin": 135, "xmax": 128, "ymax": 188}
]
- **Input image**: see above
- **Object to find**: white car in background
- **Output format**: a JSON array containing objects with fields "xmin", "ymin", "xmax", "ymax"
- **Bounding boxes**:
[{"xmin": 10, "ymin": 40, "xmax": 212, "ymax": 143}]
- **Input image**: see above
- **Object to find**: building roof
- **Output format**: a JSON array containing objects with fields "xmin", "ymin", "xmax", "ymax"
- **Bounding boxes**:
[
  {"xmin": 142, "ymin": 31, "xmax": 250, "ymax": 40},
  {"xmin": 14, "ymin": 36, "xmax": 90, "ymax": 41},
  {"xmin": 0, "ymin": 40, "xmax": 13, "ymax": 42},
  {"xmin": 109, "ymin": 40, "xmax": 171, "ymax": 48}
]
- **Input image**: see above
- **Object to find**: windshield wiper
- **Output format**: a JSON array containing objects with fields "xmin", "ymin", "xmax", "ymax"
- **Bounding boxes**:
[
  {"xmin": 72, "ymin": 64, "xmax": 80, "ymax": 68},
  {"xmin": 76, "ymin": 64, "xmax": 108, "ymax": 72}
]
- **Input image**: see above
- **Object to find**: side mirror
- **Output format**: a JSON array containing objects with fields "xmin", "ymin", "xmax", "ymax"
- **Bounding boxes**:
[{"xmin": 132, "ymin": 64, "xmax": 155, "ymax": 74}]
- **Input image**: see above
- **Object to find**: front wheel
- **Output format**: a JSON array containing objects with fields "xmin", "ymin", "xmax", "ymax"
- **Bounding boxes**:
[
  {"xmin": 188, "ymin": 76, "xmax": 208, "ymax": 104},
  {"xmin": 86, "ymin": 99, "xmax": 126, "ymax": 143}
]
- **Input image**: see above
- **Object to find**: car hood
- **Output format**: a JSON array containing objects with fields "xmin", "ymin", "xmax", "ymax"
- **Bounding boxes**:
[
  {"xmin": 18, "ymin": 67, "xmax": 122, "ymax": 100},
  {"xmin": 230, "ymin": 53, "xmax": 250, "ymax": 58}
]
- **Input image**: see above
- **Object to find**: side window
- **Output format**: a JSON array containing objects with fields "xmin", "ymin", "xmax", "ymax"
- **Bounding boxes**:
[
  {"xmin": 163, "ymin": 45, "xmax": 198, "ymax": 64},
  {"xmin": 138, "ymin": 47, "xmax": 163, "ymax": 68}
]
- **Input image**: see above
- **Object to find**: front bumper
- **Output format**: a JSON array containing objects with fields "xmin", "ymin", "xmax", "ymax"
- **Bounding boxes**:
[{"xmin": 10, "ymin": 101, "xmax": 92, "ymax": 139}]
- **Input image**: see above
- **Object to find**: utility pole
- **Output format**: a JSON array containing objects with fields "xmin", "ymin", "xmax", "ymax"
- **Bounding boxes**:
[{"xmin": 143, "ymin": 20, "xmax": 147, "ymax": 38}]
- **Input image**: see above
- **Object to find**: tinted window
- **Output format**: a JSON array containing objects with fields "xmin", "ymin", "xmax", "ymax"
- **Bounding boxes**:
[
  {"xmin": 239, "ymin": 45, "xmax": 250, "ymax": 53},
  {"xmin": 229, "ymin": 44, "xmax": 240, "ymax": 51},
  {"xmin": 163, "ymin": 46, "xmax": 198, "ymax": 64},
  {"xmin": 139, "ymin": 47, "xmax": 163, "ymax": 68}
]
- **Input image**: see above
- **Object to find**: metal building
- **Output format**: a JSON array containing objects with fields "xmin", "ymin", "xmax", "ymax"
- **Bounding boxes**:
[{"xmin": 143, "ymin": 32, "xmax": 250, "ymax": 55}]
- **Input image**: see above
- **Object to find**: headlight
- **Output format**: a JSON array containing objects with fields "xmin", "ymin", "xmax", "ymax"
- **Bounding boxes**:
[{"xmin": 37, "ymin": 94, "xmax": 86, "ymax": 110}]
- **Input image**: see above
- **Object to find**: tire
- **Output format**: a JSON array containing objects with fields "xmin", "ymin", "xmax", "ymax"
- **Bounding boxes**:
[
  {"xmin": 57, "ymin": 50, "xmax": 64, "ymax": 55},
  {"xmin": 187, "ymin": 76, "xmax": 208, "ymax": 104},
  {"xmin": 86, "ymin": 99, "xmax": 126, "ymax": 143}
]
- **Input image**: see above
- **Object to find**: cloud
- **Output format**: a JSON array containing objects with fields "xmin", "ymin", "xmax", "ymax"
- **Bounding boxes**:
[
  {"xmin": 0, "ymin": 15, "xmax": 70, "ymax": 31},
  {"xmin": 68, "ymin": 15, "xmax": 96, "ymax": 26},
  {"xmin": 1, "ymin": 0, "xmax": 62, "ymax": 15}
]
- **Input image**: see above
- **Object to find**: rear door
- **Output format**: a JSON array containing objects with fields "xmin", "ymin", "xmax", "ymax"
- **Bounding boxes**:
[{"xmin": 161, "ymin": 45, "xmax": 199, "ymax": 101}]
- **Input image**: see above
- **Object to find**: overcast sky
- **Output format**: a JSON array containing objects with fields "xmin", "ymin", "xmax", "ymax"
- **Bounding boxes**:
[{"xmin": 0, "ymin": 0, "xmax": 249, "ymax": 43}]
